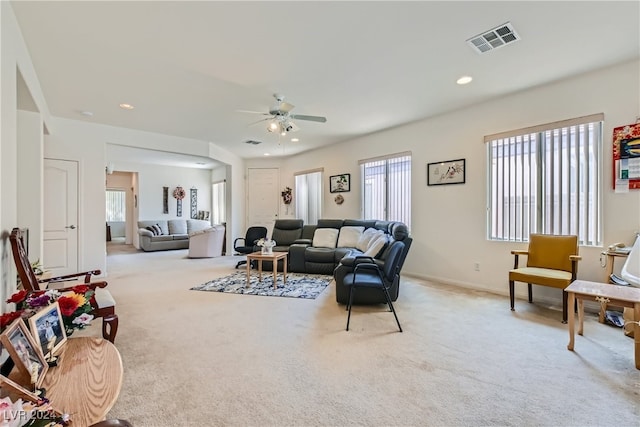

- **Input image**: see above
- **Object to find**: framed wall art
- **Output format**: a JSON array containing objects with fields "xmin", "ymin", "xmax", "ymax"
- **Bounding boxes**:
[
  {"xmin": 0, "ymin": 318, "xmax": 48, "ymax": 388},
  {"xmin": 28, "ymin": 302, "xmax": 67, "ymax": 360},
  {"xmin": 330, "ymin": 174, "xmax": 350, "ymax": 193},
  {"xmin": 612, "ymin": 122, "xmax": 640, "ymax": 190},
  {"xmin": 427, "ymin": 159, "xmax": 465, "ymax": 186},
  {"xmin": 190, "ymin": 188, "xmax": 198, "ymax": 219}
]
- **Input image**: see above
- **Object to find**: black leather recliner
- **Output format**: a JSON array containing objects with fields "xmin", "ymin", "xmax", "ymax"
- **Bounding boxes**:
[{"xmin": 260, "ymin": 219, "xmax": 304, "ymax": 271}]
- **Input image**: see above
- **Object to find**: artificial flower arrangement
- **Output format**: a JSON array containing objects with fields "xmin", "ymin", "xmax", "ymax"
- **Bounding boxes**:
[
  {"xmin": 0, "ymin": 396, "xmax": 69, "ymax": 427},
  {"xmin": 256, "ymin": 238, "xmax": 276, "ymax": 254},
  {"xmin": 281, "ymin": 187, "xmax": 292, "ymax": 205},
  {"xmin": 1, "ymin": 286, "xmax": 95, "ymax": 336}
]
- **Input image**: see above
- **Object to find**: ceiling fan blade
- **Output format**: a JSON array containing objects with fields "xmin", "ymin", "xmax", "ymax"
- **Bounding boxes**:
[
  {"xmin": 289, "ymin": 114, "xmax": 327, "ymax": 123},
  {"xmin": 279, "ymin": 102, "xmax": 295, "ymax": 113},
  {"xmin": 236, "ymin": 109, "xmax": 270, "ymax": 115},
  {"xmin": 247, "ymin": 117, "xmax": 272, "ymax": 126}
]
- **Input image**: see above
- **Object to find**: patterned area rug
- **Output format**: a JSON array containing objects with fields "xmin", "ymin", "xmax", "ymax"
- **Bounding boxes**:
[{"xmin": 190, "ymin": 271, "xmax": 332, "ymax": 299}]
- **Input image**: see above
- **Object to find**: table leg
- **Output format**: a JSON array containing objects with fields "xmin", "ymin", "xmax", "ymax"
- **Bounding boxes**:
[
  {"xmin": 258, "ymin": 259, "xmax": 263, "ymax": 282},
  {"xmin": 283, "ymin": 256, "xmax": 287, "ymax": 285},
  {"xmin": 272, "ymin": 258, "xmax": 277, "ymax": 289},
  {"xmin": 577, "ymin": 297, "xmax": 584, "ymax": 336},
  {"xmin": 246, "ymin": 257, "xmax": 251, "ymax": 287},
  {"xmin": 567, "ymin": 291, "xmax": 575, "ymax": 351},
  {"xmin": 634, "ymin": 302, "xmax": 640, "ymax": 370}
]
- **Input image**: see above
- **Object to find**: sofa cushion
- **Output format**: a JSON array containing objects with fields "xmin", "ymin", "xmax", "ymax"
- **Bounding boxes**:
[
  {"xmin": 187, "ymin": 219, "xmax": 211, "ymax": 234},
  {"xmin": 337, "ymin": 226, "xmax": 364, "ymax": 248},
  {"xmin": 146, "ymin": 225, "xmax": 160, "ymax": 236},
  {"xmin": 356, "ymin": 227, "xmax": 383, "ymax": 252},
  {"xmin": 172, "ymin": 234, "xmax": 189, "ymax": 240},
  {"xmin": 364, "ymin": 233, "xmax": 389, "ymax": 258},
  {"xmin": 168, "ymin": 219, "xmax": 187, "ymax": 235},
  {"xmin": 306, "ymin": 247, "xmax": 336, "ymax": 263},
  {"xmin": 151, "ymin": 235, "xmax": 173, "ymax": 242},
  {"xmin": 313, "ymin": 228, "xmax": 339, "ymax": 249}
]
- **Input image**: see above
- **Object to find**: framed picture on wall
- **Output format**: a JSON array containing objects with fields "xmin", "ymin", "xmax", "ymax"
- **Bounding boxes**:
[
  {"xmin": 329, "ymin": 174, "xmax": 350, "ymax": 193},
  {"xmin": 427, "ymin": 159, "xmax": 465, "ymax": 186}
]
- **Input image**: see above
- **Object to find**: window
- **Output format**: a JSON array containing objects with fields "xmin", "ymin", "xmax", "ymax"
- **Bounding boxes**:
[
  {"xmin": 106, "ymin": 190, "xmax": 126, "ymax": 221},
  {"xmin": 486, "ymin": 114, "xmax": 603, "ymax": 246},
  {"xmin": 212, "ymin": 180, "xmax": 226, "ymax": 224},
  {"xmin": 360, "ymin": 152, "xmax": 411, "ymax": 229},
  {"xmin": 295, "ymin": 169, "xmax": 323, "ymax": 225}
]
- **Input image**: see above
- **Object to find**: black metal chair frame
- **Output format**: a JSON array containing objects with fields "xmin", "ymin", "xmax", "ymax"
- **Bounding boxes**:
[{"xmin": 344, "ymin": 241, "xmax": 405, "ymax": 332}]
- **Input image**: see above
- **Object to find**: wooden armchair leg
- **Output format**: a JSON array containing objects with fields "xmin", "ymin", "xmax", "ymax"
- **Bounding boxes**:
[{"xmin": 102, "ymin": 314, "xmax": 119, "ymax": 343}]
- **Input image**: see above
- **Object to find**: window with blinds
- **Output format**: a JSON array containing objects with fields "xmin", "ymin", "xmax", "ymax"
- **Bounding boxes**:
[
  {"xmin": 295, "ymin": 169, "xmax": 323, "ymax": 225},
  {"xmin": 486, "ymin": 114, "xmax": 603, "ymax": 246},
  {"xmin": 212, "ymin": 180, "xmax": 226, "ymax": 224},
  {"xmin": 106, "ymin": 190, "xmax": 126, "ymax": 222},
  {"xmin": 360, "ymin": 152, "xmax": 411, "ymax": 229}
]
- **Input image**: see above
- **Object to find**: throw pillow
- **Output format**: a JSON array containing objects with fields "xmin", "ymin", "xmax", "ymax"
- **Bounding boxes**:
[
  {"xmin": 313, "ymin": 228, "xmax": 339, "ymax": 249},
  {"xmin": 364, "ymin": 233, "xmax": 389, "ymax": 258},
  {"xmin": 356, "ymin": 228, "xmax": 383, "ymax": 252},
  {"xmin": 152, "ymin": 224, "xmax": 163, "ymax": 236},
  {"xmin": 145, "ymin": 226, "xmax": 158, "ymax": 236},
  {"xmin": 337, "ymin": 226, "xmax": 364, "ymax": 248}
]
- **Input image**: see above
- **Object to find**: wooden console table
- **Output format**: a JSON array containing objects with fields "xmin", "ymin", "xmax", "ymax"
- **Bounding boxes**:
[
  {"xmin": 566, "ymin": 280, "xmax": 640, "ymax": 369},
  {"xmin": 43, "ymin": 337, "xmax": 123, "ymax": 426}
]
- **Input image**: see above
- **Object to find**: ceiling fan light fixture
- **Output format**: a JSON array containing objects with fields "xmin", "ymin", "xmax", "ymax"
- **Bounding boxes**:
[{"xmin": 268, "ymin": 121, "xmax": 279, "ymax": 132}]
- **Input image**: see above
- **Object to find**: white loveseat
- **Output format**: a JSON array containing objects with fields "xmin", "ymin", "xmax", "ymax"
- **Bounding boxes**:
[{"xmin": 137, "ymin": 219, "xmax": 211, "ymax": 251}]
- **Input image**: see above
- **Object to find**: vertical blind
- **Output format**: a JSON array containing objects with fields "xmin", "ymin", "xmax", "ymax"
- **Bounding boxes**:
[
  {"xmin": 212, "ymin": 180, "xmax": 226, "ymax": 224},
  {"xmin": 486, "ymin": 114, "xmax": 603, "ymax": 246},
  {"xmin": 360, "ymin": 152, "xmax": 411, "ymax": 229},
  {"xmin": 295, "ymin": 170, "xmax": 323, "ymax": 225},
  {"xmin": 106, "ymin": 190, "xmax": 126, "ymax": 221}
]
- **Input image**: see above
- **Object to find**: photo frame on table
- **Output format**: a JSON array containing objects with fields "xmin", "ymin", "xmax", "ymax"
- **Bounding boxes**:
[
  {"xmin": 28, "ymin": 302, "xmax": 67, "ymax": 358},
  {"xmin": 329, "ymin": 174, "xmax": 350, "ymax": 193},
  {"xmin": 0, "ymin": 318, "xmax": 48, "ymax": 388},
  {"xmin": 0, "ymin": 344, "xmax": 40, "ymax": 401},
  {"xmin": 427, "ymin": 158, "xmax": 466, "ymax": 186}
]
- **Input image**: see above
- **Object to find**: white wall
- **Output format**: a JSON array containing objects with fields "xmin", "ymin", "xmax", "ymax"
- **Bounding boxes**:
[
  {"xmin": 1, "ymin": 3, "xmax": 52, "ymax": 312},
  {"xmin": 248, "ymin": 60, "xmax": 640, "ymax": 306}
]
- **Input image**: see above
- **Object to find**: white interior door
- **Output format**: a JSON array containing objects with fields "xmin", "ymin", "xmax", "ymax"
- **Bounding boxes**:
[
  {"xmin": 43, "ymin": 159, "xmax": 78, "ymax": 275},
  {"xmin": 247, "ymin": 168, "xmax": 279, "ymax": 236}
]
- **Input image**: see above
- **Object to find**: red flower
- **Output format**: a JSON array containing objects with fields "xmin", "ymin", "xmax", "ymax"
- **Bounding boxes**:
[
  {"xmin": 57, "ymin": 295, "xmax": 81, "ymax": 317},
  {"xmin": 72, "ymin": 285, "xmax": 90, "ymax": 294},
  {"xmin": 6, "ymin": 290, "xmax": 28, "ymax": 304},
  {"xmin": 0, "ymin": 310, "xmax": 23, "ymax": 329}
]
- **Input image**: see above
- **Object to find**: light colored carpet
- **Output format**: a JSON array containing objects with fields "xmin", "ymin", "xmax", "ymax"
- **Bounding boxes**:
[{"xmin": 99, "ymin": 243, "xmax": 638, "ymax": 426}]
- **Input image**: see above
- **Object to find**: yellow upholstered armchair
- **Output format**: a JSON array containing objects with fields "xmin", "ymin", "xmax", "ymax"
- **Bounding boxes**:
[{"xmin": 509, "ymin": 234, "xmax": 581, "ymax": 323}]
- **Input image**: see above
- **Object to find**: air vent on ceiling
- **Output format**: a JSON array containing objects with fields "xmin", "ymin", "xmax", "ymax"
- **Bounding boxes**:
[
  {"xmin": 245, "ymin": 140, "xmax": 262, "ymax": 145},
  {"xmin": 466, "ymin": 22, "xmax": 520, "ymax": 54}
]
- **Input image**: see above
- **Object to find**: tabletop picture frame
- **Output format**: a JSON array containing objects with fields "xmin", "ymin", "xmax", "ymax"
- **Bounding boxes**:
[
  {"xmin": 330, "ymin": 174, "xmax": 350, "ymax": 193},
  {"xmin": 28, "ymin": 302, "xmax": 67, "ymax": 359},
  {"xmin": 427, "ymin": 158, "xmax": 465, "ymax": 186},
  {"xmin": 0, "ymin": 318, "xmax": 48, "ymax": 388}
]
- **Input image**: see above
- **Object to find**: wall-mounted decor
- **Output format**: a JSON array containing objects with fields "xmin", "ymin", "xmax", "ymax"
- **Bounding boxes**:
[
  {"xmin": 190, "ymin": 188, "xmax": 198, "ymax": 219},
  {"xmin": 197, "ymin": 210, "xmax": 210, "ymax": 220},
  {"xmin": 334, "ymin": 194, "xmax": 344, "ymax": 205},
  {"xmin": 329, "ymin": 174, "xmax": 350, "ymax": 193},
  {"xmin": 173, "ymin": 186, "xmax": 186, "ymax": 216},
  {"xmin": 162, "ymin": 187, "xmax": 169, "ymax": 214},
  {"xmin": 427, "ymin": 158, "xmax": 465, "ymax": 186},
  {"xmin": 612, "ymin": 121, "xmax": 640, "ymax": 190}
]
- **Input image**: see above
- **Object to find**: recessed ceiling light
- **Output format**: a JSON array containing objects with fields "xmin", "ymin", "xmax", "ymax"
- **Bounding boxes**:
[
  {"xmin": 195, "ymin": 162, "xmax": 205, "ymax": 165},
  {"xmin": 457, "ymin": 76, "xmax": 473, "ymax": 85},
  {"xmin": 119, "ymin": 103, "xmax": 135, "ymax": 110},
  {"xmin": 80, "ymin": 111, "xmax": 94, "ymax": 117},
  {"xmin": 291, "ymin": 138, "xmax": 299, "ymax": 142},
  {"xmin": 264, "ymin": 153, "xmax": 270, "ymax": 156}
]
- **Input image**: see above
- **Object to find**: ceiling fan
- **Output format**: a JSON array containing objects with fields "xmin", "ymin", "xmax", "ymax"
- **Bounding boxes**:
[{"xmin": 239, "ymin": 94, "xmax": 327, "ymax": 135}]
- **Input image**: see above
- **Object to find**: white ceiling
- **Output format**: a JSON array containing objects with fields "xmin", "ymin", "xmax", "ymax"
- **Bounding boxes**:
[{"xmin": 11, "ymin": 1, "xmax": 640, "ymax": 164}]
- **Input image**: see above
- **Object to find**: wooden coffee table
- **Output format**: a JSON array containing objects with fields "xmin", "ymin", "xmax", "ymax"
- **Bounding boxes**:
[
  {"xmin": 565, "ymin": 280, "xmax": 640, "ymax": 369},
  {"xmin": 246, "ymin": 251, "xmax": 288, "ymax": 289}
]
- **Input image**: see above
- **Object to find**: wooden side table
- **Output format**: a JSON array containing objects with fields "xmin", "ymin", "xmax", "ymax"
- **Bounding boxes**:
[
  {"xmin": 42, "ymin": 337, "xmax": 123, "ymax": 425},
  {"xmin": 246, "ymin": 251, "xmax": 288, "ymax": 289},
  {"xmin": 565, "ymin": 280, "xmax": 640, "ymax": 369}
]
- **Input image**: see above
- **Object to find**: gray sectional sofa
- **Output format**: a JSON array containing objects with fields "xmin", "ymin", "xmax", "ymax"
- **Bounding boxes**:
[{"xmin": 137, "ymin": 219, "xmax": 212, "ymax": 251}]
